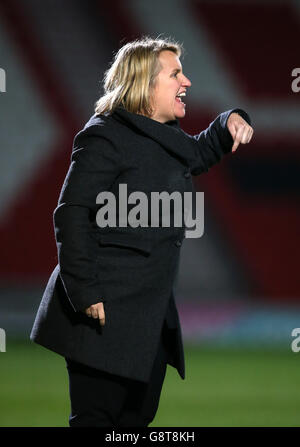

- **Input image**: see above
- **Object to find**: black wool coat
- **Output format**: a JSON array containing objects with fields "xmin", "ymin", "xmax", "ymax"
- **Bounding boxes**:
[{"xmin": 30, "ymin": 106, "xmax": 250, "ymax": 383}]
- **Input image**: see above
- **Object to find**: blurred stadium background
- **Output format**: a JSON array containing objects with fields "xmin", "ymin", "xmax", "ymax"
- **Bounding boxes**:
[{"xmin": 0, "ymin": 0, "xmax": 300, "ymax": 427}]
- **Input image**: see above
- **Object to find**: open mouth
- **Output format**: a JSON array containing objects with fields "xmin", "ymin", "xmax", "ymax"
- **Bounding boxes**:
[{"xmin": 175, "ymin": 91, "xmax": 186, "ymax": 105}]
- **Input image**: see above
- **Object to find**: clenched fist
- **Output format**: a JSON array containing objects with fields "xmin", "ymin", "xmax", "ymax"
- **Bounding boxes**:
[{"xmin": 85, "ymin": 302, "xmax": 105, "ymax": 326}]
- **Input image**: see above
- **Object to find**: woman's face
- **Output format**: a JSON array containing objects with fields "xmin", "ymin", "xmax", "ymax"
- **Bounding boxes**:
[{"xmin": 150, "ymin": 50, "xmax": 192, "ymax": 123}]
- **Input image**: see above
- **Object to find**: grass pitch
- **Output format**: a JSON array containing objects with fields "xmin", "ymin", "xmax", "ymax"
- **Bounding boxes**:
[{"xmin": 0, "ymin": 340, "xmax": 299, "ymax": 427}]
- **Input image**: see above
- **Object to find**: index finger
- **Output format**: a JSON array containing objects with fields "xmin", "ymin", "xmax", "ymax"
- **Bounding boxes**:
[{"xmin": 232, "ymin": 125, "xmax": 245, "ymax": 152}]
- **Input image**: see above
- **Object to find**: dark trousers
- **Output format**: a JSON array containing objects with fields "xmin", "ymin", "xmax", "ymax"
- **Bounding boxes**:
[{"xmin": 65, "ymin": 319, "xmax": 172, "ymax": 427}]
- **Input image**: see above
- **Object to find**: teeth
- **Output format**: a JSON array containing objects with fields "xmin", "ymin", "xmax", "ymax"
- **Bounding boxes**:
[{"xmin": 177, "ymin": 92, "xmax": 186, "ymax": 97}]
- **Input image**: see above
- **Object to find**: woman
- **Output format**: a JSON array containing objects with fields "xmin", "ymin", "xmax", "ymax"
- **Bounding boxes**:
[{"xmin": 30, "ymin": 36, "xmax": 253, "ymax": 427}]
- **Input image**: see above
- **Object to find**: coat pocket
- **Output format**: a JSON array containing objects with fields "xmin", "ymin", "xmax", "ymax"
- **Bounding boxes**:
[{"xmin": 96, "ymin": 231, "xmax": 152, "ymax": 257}]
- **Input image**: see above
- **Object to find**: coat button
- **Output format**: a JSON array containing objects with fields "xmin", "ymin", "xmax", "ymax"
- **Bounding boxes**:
[
  {"xmin": 175, "ymin": 240, "xmax": 182, "ymax": 247},
  {"xmin": 184, "ymin": 171, "xmax": 191, "ymax": 178}
]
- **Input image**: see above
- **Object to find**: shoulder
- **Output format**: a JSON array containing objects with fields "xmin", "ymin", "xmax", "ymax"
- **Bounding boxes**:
[
  {"xmin": 73, "ymin": 111, "xmax": 129, "ymax": 147},
  {"xmin": 70, "ymin": 113, "xmax": 124, "ymax": 164},
  {"xmin": 72, "ymin": 112, "xmax": 121, "ymax": 150},
  {"xmin": 75, "ymin": 113, "xmax": 114, "ymax": 139}
]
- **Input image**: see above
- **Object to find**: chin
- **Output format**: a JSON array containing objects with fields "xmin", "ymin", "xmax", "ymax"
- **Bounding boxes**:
[
  {"xmin": 175, "ymin": 110, "xmax": 186, "ymax": 119},
  {"xmin": 174, "ymin": 104, "xmax": 186, "ymax": 119}
]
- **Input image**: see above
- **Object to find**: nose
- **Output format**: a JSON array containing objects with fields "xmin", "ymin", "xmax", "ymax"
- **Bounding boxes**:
[{"xmin": 182, "ymin": 74, "xmax": 191, "ymax": 87}]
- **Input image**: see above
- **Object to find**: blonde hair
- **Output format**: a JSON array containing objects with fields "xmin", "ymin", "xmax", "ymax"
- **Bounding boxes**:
[{"xmin": 94, "ymin": 36, "xmax": 183, "ymax": 117}]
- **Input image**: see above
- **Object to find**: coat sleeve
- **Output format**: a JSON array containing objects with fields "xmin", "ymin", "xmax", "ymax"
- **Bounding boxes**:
[
  {"xmin": 53, "ymin": 126, "xmax": 123, "ymax": 312},
  {"xmin": 185, "ymin": 108, "xmax": 251, "ymax": 175}
]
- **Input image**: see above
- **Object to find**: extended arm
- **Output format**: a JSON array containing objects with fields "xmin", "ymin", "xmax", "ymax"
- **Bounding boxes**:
[{"xmin": 185, "ymin": 108, "xmax": 253, "ymax": 175}]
